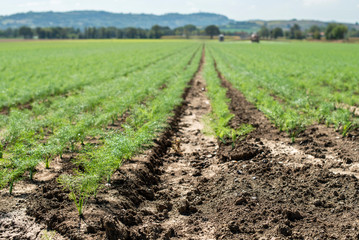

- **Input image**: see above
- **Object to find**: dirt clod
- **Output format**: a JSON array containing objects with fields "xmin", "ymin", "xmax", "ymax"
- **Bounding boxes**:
[
  {"xmin": 104, "ymin": 216, "xmax": 130, "ymax": 240},
  {"xmin": 277, "ymin": 224, "xmax": 292, "ymax": 236}
]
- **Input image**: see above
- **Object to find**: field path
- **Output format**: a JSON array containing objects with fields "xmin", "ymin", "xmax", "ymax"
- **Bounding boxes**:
[{"xmin": 128, "ymin": 49, "xmax": 223, "ymax": 239}]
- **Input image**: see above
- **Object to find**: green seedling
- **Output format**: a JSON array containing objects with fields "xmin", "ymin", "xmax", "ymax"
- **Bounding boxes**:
[
  {"xmin": 58, "ymin": 173, "xmax": 99, "ymax": 226},
  {"xmin": 232, "ymin": 124, "xmax": 255, "ymax": 144},
  {"xmin": 26, "ymin": 158, "xmax": 39, "ymax": 181},
  {"xmin": 8, "ymin": 169, "xmax": 23, "ymax": 195},
  {"xmin": 111, "ymin": 114, "xmax": 117, "ymax": 125},
  {"xmin": 342, "ymin": 122, "xmax": 353, "ymax": 137},
  {"xmin": 45, "ymin": 157, "xmax": 50, "ymax": 169}
]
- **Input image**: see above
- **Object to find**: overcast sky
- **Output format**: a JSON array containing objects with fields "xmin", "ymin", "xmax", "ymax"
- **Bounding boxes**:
[{"xmin": 2, "ymin": 0, "xmax": 358, "ymax": 23}]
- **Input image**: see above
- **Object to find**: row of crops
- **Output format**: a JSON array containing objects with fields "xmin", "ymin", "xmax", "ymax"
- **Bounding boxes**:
[
  {"xmin": 0, "ymin": 40, "xmax": 189, "ymax": 109},
  {"xmin": 207, "ymin": 41, "xmax": 359, "ymax": 140},
  {"xmin": 1, "ymin": 40, "xmax": 359, "ymax": 218},
  {"xmin": 0, "ymin": 41, "xmax": 202, "ymax": 216},
  {"xmin": 203, "ymin": 49, "xmax": 254, "ymax": 145}
]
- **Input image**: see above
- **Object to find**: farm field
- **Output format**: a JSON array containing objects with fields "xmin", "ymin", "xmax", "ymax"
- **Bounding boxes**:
[{"xmin": 1, "ymin": 40, "xmax": 359, "ymax": 239}]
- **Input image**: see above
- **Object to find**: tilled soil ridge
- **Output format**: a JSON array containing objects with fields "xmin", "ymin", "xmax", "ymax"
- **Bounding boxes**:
[
  {"xmin": 0, "ymin": 49, "xmax": 203, "ymax": 240},
  {"xmin": 212, "ymin": 63, "xmax": 359, "ymax": 239},
  {"xmin": 126, "ymin": 49, "xmax": 222, "ymax": 239},
  {"xmin": 19, "ymin": 49, "xmax": 207, "ymax": 240}
]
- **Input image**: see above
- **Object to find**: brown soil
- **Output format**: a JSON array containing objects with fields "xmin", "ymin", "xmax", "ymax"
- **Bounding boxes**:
[
  {"xmin": 2, "ymin": 48, "xmax": 359, "ymax": 239},
  {"xmin": 215, "ymin": 63, "xmax": 359, "ymax": 239}
]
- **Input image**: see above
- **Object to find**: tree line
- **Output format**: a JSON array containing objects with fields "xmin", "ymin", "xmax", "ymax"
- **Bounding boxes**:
[
  {"xmin": 258, "ymin": 23, "xmax": 359, "ymax": 40},
  {"xmin": 1, "ymin": 23, "xmax": 358, "ymax": 40},
  {"xmin": 0, "ymin": 24, "xmax": 222, "ymax": 39}
]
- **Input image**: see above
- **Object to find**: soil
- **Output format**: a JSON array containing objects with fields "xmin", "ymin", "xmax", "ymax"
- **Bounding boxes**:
[{"xmin": 1, "ymin": 48, "xmax": 359, "ymax": 239}]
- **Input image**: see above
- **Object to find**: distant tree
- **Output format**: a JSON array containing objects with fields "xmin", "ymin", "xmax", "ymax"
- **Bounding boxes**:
[
  {"xmin": 160, "ymin": 26, "xmax": 173, "ymax": 36},
  {"xmin": 325, "ymin": 23, "xmax": 348, "ymax": 40},
  {"xmin": 284, "ymin": 30, "xmax": 290, "ymax": 38},
  {"xmin": 3, "ymin": 28, "xmax": 16, "ymax": 38},
  {"xmin": 258, "ymin": 26, "xmax": 270, "ymax": 39},
  {"xmin": 174, "ymin": 26, "xmax": 184, "ymax": 36},
  {"xmin": 19, "ymin": 26, "xmax": 33, "ymax": 39},
  {"xmin": 105, "ymin": 27, "xmax": 119, "ymax": 39},
  {"xmin": 205, "ymin": 25, "xmax": 220, "ymax": 39},
  {"xmin": 150, "ymin": 25, "xmax": 163, "ymax": 39},
  {"xmin": 309, "ymin": 25, "xmax": 321, "ymax": 39},
  {"xmin": 98, "ymin": 27, "xmax": 106, "ymax": 38},
  {"xmin": 116, "ymin": 29, "xmax": 124, "ymax": 38},
  {"xmin": 289, "ymin": 24, "xmax": 303, "ymax": 39},
  {"xmin": 270, "ymin": 27, "xmax": 283, "ymax": 39},
  {"xmin": 183, "ymin": 24, "xmax": 197, "ymax": 38},
  {"xmin": 149, "ymin": 25, "xmax": 173, "ymax": 38},
  {"xmin": 349, "ymin": 28, "xmax": 359, "ymax": 37},
  {"xmin": 84, "ymin": 27, "xmax": 95, "ymax": 38},
  {"xmin": 35, "ymin": 27, "xmax": 45, "ymax": 38},
  {"xmin": 184, "ymin": 24, "xmax": 197, "ymax": 32},
  {"xmin": 137, "ymin": 28, "xmax": 148, "ymax": 39},
  {"xmin": 125, "ymin": 27, "xmax": 138, "ymax": 38}
]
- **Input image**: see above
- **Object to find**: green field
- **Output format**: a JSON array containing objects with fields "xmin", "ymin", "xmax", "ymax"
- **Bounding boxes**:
[
  {"xmin": 208, "ymin": 41, "xmax": 359, "ymax": 140},
  {"xmin": 1, "ymin": 39, "xmax": 359, "ymax": 217},
  {"xmin": 0, "ymin": 40, "xmax": 202, "ymax": 197}
]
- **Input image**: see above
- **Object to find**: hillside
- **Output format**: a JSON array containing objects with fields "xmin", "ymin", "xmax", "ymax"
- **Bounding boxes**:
[
  {"xmin": 1, "ymin": 11, "xmax": 358, "ymax": 32},
  {"xmin": 0, "ymin": 11, "xmax": 230, "ymax": 29}
]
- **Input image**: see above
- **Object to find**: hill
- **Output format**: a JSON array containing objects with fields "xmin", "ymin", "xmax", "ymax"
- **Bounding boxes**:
[
  {"xmin": 0, "ymin": 11, "xmax": 230, "ymax": 29},
  {"xmin": 1, "ymin": 11, "xmax": 358, "ymax": 32}
]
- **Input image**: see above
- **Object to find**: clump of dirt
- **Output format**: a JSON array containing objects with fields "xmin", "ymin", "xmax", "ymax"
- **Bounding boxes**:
[
  {"xmin": 294, "ymin": 125, "xmax": 359, "ymax": 168},
  {"xmin": 218, "ymin": 141, "xmax": 267, "ymax": 162}
]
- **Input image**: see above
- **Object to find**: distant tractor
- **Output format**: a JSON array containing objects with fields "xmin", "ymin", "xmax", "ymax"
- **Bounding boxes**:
[
  {"xmin": 219, "ymin": 34, "xmax": 224, "ymax": 42},
  {"xmin": 250, "ymin": 33, "xmax": 260, "ymax": 43}
]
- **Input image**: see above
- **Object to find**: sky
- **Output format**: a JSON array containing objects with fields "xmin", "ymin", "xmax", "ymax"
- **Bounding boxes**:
[{"xmin": 1, "ymin": 0, "xmax": 359, "ymax": 23}]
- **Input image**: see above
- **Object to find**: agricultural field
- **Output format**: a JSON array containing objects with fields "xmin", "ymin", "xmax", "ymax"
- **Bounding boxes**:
[
  {"xmin": 208, "ymin": 41, "xmax": 359, "ymax": 140},
  {"xmin": 1, "ymin": 40, "xmax": 359, "ymax": 239}
]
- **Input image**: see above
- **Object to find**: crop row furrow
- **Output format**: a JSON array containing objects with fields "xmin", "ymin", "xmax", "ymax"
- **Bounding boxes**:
[
  {"xmin": 57, "ymin": 46, "xmax": 203, "ymax": 219},
  {"xmin": 203, "ymin": 48, "xmax": 254, "ymax": 145},
  {"xmin": 0, "ymin": 43, "xmax": 202, "ymax": 195}
]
